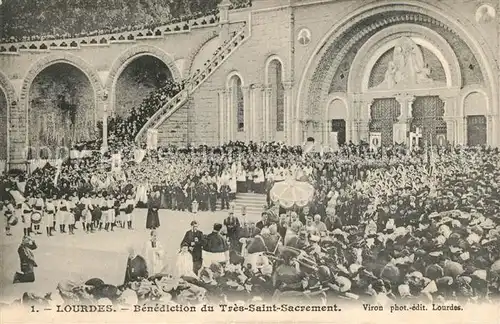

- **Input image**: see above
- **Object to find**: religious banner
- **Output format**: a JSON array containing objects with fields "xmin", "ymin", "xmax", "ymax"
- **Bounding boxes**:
[
  {"xmin": 369, "ymin": 132, "xmax": 382, "ymax": 151},
  {"xmin": 111, "ymin": 153, "xmax": 122, "ymax": 172},
  {"xmin": 409, "ymin": 127, "xmax": 423, "ymax": 150},
  {"xmin": 393, "ymin": 123, "xmax": 408, "ymax": 145},
  {"xmin": 330, "ymin": 132, "xmax": 339, "ymax": 152},
  {"xmin": 147, "ymin": 129, "xmax": 159, "ymax": 150}
]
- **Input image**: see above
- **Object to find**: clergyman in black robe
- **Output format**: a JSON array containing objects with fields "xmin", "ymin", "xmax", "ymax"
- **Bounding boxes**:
[
  {"xmin": 124, "ymin": 247, "xmax": 148, "ymax": 285},
  {"xmin": 146, "ymin": 190, "xmax": 161, "ymax": 229}
]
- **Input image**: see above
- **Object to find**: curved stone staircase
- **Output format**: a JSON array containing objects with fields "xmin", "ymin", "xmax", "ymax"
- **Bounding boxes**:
[{"xmin": 135, "ymin": 23, "xmax": 249, "ymax": 144}]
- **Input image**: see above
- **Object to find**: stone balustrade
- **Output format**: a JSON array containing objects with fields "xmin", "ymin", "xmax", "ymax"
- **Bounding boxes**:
[
  {"xmin": 0, "ymin": 14, "xmax": 220, "ymax": 54},
  {"xmin": 134, "ymin": 23, "xmax": 250, "ymax": 143}
]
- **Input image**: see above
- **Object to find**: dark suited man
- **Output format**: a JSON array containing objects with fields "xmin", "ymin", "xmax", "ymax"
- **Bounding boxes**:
[
  {"xmin": 181, "ymin": 221, "xmax": 204, "ymax": 275},
  {"xmin": 203, "ymin": 223, "xmax": 229, "ymax": 266},
  {"xmin": 223, "ymin": 211, "xmax": 241, "ymax": 251},
  {"xmin": 256, "ymin": 213, "xmax": 270, "ymax": 230}
]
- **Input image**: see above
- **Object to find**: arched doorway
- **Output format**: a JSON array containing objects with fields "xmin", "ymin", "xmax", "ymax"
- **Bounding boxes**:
[
  {"xmin": 267, "ymin": 59, "xmax": 285, "ymax": 141},
  {"xmin": 326, "ymin": 98, "xmax": 348, "ymax": 147},
  {"xmin": 114, "ymin": 55, "xmax": 174, "ymax": 118},
  {"xmin": 297, "ymin": 3, "xmax": 497, "ymax": 147},
  {"xmin": 28, "ymin": 63, "xmax": 96, "ymax": 159},
  {"xmin": 464, "ymin": 91, "xmax": 488, "ymax": 146}
]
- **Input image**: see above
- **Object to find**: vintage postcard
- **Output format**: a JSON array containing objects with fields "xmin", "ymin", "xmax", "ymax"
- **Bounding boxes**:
[{"xmin": 0, "ymin": 0, "xmax": 499, "ymax": 323}]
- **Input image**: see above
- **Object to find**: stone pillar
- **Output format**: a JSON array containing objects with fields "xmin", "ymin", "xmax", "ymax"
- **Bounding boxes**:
[
  {"xmin": 249, "ymin": 85, "xmax": 257, "ymax": 141},
  {"xmin": 394, "ymin": 94, "xmax": 415, "ymax": 145},
  {"xmin": 487, "ymin": 115, "xmax": 494, "ymax": 146},
  {"xmin": 458, "ymin": 117, "xmax": 467, "ymax": 145},
  {"xmin": 283, "ymin": 81, "xmax": 294, "ymax": 145},
  {"xmin": 356, "ymin": 99, "xmax": 372, "ymax": 144},
  {"xmin": 218, "ymin": 0, "xmax": 231, "ymax": 44},
  {"xmin": 225, "ymin": 88, "xmax": 233, "ymax": 142},
  {"xmin": 218, "ymin": 89, "xmax": 227, "ymax": 144},
  {"xmin": 242, "ymin": 86, "xmax": 251, "ymax": 143},
  {"xmin": 102, "ymin": 103, "xmax": 108, "ymax": 152},
  {"xmin": 264, "ymin": 87, "xmax": 272, "ymax": 141},
  {"xmin": 441, "ymin": 94, "xmax": 458, "ymax": 145}
]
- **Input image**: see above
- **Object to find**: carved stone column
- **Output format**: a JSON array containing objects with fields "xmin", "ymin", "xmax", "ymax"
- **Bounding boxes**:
[
  {"xmin": 394, "ymin": 94, "xmax": 415, "ymax": 145},
  {"xmin": 218, "ymin": 89, "xmax": 227, "ymax": 144},
  {"xmin": 264, "ymin": 87, "xmax": 272, "ymax": 141},
  {"xmin": 283, "ymin": 81, "xmax": 294, "ymax": 145},
  {"xmin": 356, "ymin": 98, "xmax": 372, "ymax": 144},
  {"xmin": 487, "ymin": 115, "xmax": 494, "ymax": 147},
  {"xmin": 102, "ymin": 103, "xmax": 109, "ymax": 152},
  {"xmin": 252, "ymin": 85, "xmax": 264, "ymax": 141},
  {"xmin": 225, "ymin": 88, "xmax": 233, "ymax": 142},
  {"xmin": 249, "ymin": 85, "xmax": 257, "ymax": 142},
  {"xmin": 242, "ymin": 86, "xmax": 251, "ymax": 142},
  {"xmin": 440, "ymin": 95, "xmax": 458, "ymax": 145}
]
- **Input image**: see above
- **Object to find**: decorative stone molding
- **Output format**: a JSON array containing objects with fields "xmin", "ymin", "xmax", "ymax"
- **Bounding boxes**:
[
  {"xmin": 296, "ymin": 2, "xmax": 498, "ymax": 133},
  {"xmin": 0, "ymin": 70, "xmax": 17, "ymax": 103},
  {"xmin": 20, "ymin": 52, "xmax": 104, "ymax": 101},
  {"xmin": 349, "ymin": 24, "xmax": 462, "ymax": 93},
  {"xmin": 105, "ymin": 44, "xmax": 182, "ymax": 94}
]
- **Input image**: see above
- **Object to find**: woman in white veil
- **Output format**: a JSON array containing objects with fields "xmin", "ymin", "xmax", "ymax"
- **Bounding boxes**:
[{"xmin": 143, "ymin": 230, "xmax": 165, "ymax": 276}]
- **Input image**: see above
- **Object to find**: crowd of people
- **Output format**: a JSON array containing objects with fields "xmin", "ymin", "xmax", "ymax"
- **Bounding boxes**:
[
  {"xmin": 5, "ymin": 143, "xmax": 500, "ymax": 307},
  {"xmin": 0, "ymin": 0, "xmax": 253, "ymax": 43}
]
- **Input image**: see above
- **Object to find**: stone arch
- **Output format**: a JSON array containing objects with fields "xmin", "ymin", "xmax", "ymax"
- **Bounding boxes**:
[
  {"xmin": 17, "ymin": 53, "xmax": 104, "ymax": 163},
  {"xmin": 20, "ymin": 53, "xmax": 104, "ymax": 101},
  {"xmin": 461, "ymin": 85, "xmax": 489, "ymax": 116},
  {"xmin": 264, "ymin": 54, "xmax": 287, "ymax": 85},
  {"xmin": 106, "ymin": 45, "xmax": 182, "ymax": 93},
  {"xmin": 0, "ymin": 70, "xmax": 15, "ymax": 164},
  {"xmin": 326, "ymin": 93, "xmax": 349, "ymax": 120},
  {"xmin": 295, "ymin": 0, "xmax": 498, "ymax": 144},
  {"xmin": 185, "ymin": 31, "xmax": 219, "ymax": 77},
  {"xmin": 106, "ymin": 45, "xmax": 182, "ymax": 115},
  {"xmin": 0, "ymin": 70, "xmax": 17, "ymax": 104},
  {"xmin": 348, "ymin": 24, "xmax": 462, "ymax": 93},
  {"xmin": 226, "ymin": 71, "xmax": 245, "ymax": 88}
]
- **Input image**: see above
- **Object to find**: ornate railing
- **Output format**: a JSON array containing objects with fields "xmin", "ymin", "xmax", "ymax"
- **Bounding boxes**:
[
  {"xmin": 135, "ymin": 23, "xmax": 249, "ymax": 143},
  {"xmin": 0, "ymin": 14, "xmax": 219, "ymax": 53}
]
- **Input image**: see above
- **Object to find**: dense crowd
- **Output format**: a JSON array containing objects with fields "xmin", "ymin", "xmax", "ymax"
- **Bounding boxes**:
[
  {"xmin": 2, "ymin": 140, "xmax": 500, "ymax": 306},
  {"xmin": 0, "ymin": 0, "xmax": 251, "ymax": 43}
]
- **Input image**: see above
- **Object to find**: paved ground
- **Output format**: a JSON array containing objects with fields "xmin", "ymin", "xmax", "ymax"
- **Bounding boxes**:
[{"xmin": 0, "ymin": 209, "xmax": 260, "ymax": 303}]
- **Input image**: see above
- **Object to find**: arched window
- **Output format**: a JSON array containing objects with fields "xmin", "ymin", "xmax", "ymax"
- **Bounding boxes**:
[
  {"xmin": 229, "ymin": 75, "xmax": 244, "ymax": 132},
  {"xmin": 267, "ymin": 59, "xmax": 284, "ymax": 132}
]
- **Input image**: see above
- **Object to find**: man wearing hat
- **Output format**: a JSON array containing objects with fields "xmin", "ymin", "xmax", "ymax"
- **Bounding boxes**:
[{"xmin": 181, "ymin": 220, "xmax": 204, "ymax": 275}]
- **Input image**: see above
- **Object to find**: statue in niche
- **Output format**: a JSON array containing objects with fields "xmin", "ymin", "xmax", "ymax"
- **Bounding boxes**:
[{"xmin": 374, "ymin": 37, "xmax": 440, "ymax": 90}]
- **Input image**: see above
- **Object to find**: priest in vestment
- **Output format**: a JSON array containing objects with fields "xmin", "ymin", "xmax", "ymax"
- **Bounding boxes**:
[
  {"xmin": 124, "ymin": 246, "xmax": 148, "ymax": 284},
  {"xmin": 143, "ymin": 230, "xmax": 165, "ymax": 275}
]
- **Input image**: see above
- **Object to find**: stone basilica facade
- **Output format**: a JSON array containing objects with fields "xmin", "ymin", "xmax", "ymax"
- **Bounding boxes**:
[{"xmin": 0, "ymin": 0, "xmax": 499, "ymax": 168}]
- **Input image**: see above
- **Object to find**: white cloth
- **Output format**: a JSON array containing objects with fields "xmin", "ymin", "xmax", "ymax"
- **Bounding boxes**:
[
  {"xmin": 202, "ymin": 251, "xmax": 227, "ymax": 267},
  {"xmin": 144, "ymin": 241, "xmax": 165, "ymax": 275},
  {"xmin": 174, "ymin": 251, "xmax": 197, "ymax": 278}
]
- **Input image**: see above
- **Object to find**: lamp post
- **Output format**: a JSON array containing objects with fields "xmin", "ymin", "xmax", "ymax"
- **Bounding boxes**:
[{"xmin": 101, "ymin": 91, "xmax": 109, "ymax": 153}]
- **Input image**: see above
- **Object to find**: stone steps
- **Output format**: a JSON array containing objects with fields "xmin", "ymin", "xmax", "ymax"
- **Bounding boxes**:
[{"xmin": 230, "ymin": 192, "xmax": 267, "ymax": 217}]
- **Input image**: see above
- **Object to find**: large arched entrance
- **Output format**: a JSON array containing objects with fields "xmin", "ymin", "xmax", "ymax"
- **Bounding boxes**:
[
  {"xmin": 114, "ymin": 55, "xmax": 174, "ymax": 118},
  {"xmin": 296, "ymin": 2, "xmax": 498, "ymax": 147},
  {"xmin": 28, "ymin": 63, "xmax": 97, "ymax": 159}
]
